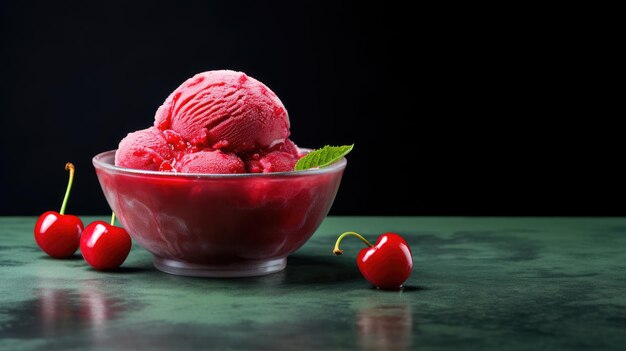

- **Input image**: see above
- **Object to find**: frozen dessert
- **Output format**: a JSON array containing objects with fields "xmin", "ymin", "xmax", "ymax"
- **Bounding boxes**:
[
  {"xmin": 178, "ymin": 150, "xmax": 245, "ymax": 174},
  {"xmin": 115, "ymin": 70, "xmax": 299, "ymax": 173},
  {"xmin": 244, "ymin": 139, "xmax": 300, "ymax": 173},
  {"xmin": 154, "ymin": 70, "xmax": 290, "ymax": 153},
  {"xmin": 116, "ymin": 127, "xmax": 172, "ymax": 171}
]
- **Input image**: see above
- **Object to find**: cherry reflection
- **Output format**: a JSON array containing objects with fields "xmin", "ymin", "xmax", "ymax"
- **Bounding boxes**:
[
  {"xmin": 356, "ymin": 302, "xmax": 413, "ymax": 351},
  {"xmin": 37, "ymin": 285, "xmax": 123, "ymax": 336}
]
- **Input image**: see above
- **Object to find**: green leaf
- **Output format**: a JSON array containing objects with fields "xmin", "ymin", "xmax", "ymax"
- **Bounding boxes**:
[{"xmin": 294, "ymin": 144, "xmax": 354, "ymax": 171}]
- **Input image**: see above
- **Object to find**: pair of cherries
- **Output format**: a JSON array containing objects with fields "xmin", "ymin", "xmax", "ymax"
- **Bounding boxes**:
[{"xmin": 34, "ymin": 163, "xmax": 131, "ymax": 270}]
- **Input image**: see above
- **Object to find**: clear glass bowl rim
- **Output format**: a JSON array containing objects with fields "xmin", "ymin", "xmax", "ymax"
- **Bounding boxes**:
[{"xmin": 93, "ymin": 149, "xmax": 347, "ymax": 178}]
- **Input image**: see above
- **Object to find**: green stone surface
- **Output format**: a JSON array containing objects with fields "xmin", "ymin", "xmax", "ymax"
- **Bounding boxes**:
[{"xmin": 1, "ymin": 217, "xmax": 625, "ymax": 350}]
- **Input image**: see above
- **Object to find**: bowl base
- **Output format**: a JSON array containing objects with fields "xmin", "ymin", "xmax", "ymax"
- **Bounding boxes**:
[{"xmin": 153, "ymin": 257, "xmax": 287, "ymax": 277}]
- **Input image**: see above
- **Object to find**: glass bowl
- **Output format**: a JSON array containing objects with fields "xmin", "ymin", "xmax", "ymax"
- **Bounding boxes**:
[{"xmin": 92, "ymin": 150, "xmax": 346, "ymax": 277}]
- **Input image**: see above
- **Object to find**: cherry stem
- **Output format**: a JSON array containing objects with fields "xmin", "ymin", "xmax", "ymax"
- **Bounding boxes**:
[
  {"xmin": 59, "ymin": 163, "xmax": 75, "ymax": 215},
  {"xmin": 110, "ymin": 212, "xmax": 116, "ymax": 226},
  {"xmin": 333, "ymin": 231, "xmax": 374, "ymax": 256}
]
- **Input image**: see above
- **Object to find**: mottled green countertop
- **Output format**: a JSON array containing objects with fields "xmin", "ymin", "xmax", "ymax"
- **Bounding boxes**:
[{"xmin": 1, "ymin": 217, "xmax": 625, "ymax": 350}]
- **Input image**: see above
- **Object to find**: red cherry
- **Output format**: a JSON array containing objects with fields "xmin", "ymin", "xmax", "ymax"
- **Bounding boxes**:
[
  {"xmin": 34, "ymin": 163, "xmax": 84, "ymax": 258},
  {"xmin": 80, "ymin": 214, "xmax": 132, "ymax": 270},
  {"xmin": 333, "ymin": 232, "xmax": 413, "ymax": 290},
  {"xmin": 34, "ymin": 211, "xmax": 83, "ymax": 258}
]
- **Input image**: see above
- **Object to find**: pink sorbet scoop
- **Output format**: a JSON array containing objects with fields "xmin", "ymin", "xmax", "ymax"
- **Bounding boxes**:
[
  {"xmin": 154, "ymin": 70, "xmax": 290, "ymax": 154},
  {"xmin": 115, "ymin": 70, "xmax": 299, "ymax": 174}
]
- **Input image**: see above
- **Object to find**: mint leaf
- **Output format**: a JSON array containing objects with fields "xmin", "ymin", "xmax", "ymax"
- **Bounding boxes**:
[{"xmin": 294, "ymin": 144, "xmax": 354, "ymax": 171}]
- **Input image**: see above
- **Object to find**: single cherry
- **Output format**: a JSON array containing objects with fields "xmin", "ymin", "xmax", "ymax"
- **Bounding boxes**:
[
  {"xmin": 34, "ymin": 163, "xmax": 84, "ymax": 258},
  {"xmin": 80, "ymin": 213, "xmax": 132, "ymax": 270},
  {"xmin": 333, "ymin": 232, "xmax": 413, "ymax": 290}
]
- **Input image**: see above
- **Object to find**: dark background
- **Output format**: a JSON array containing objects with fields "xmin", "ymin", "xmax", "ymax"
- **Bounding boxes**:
[{"xmin": 0, "ymin": 1, "xmax": 621, "ymax": 216}]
